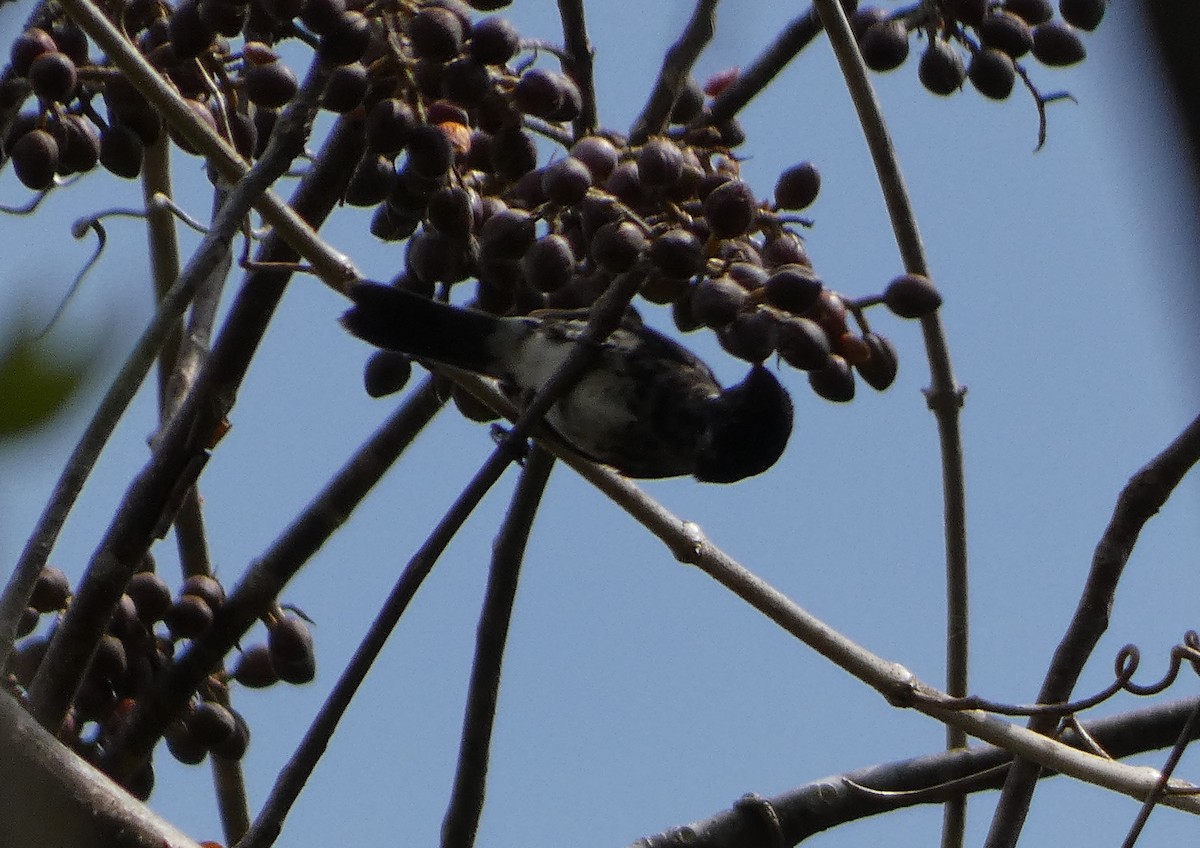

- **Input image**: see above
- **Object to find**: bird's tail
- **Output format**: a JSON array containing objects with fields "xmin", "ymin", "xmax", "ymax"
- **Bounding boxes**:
[{"xmin": 341, "ymin": 281, "xmax": 509, "ymax": 375}]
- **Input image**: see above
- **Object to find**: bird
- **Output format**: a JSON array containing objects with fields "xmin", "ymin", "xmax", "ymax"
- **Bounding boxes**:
[{"xmin": 341, "ymin": 281, "xmax": 793, "ymax": 483}]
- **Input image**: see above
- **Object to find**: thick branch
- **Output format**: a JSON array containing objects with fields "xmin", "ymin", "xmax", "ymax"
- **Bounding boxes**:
[{"xmin": 630, "ymin": 697, "xmax": 1200, "ymax": 847}]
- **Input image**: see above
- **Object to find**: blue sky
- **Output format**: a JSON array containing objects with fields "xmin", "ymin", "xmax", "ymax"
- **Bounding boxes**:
[{"xmin": 3, "ymin": 2, "xmax": 1200, "ymax": 846}]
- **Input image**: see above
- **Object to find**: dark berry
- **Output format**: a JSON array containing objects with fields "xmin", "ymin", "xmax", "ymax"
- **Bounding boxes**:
[
  {"xmin": 489, "ymin": 126, "xmax": 537, "ymax": 180},
  {"xmin": 851, "ymin": 6, "xmax": 889, "ymax": 41},
  {"xmin": 523, "ymin": 234, "xmax": 576, "ymax": 292},
  {"xmin": 469, "ymin": 16, "xmax": 520, "ymax": 65},
  {"xmin": 761, "ymin": 230, "xmax": 810, "ymax": 268},
  {"xmin": 857, "ymin": 332, "xmax": 899, "ymax": 391},
  {"xmin": 10, "ymin": 637, "xmax": 48, "ymax": 686},
  {"xmin": 918, "ymin": 39, "xmax": 966, "ymax": 95},
  {"xmin": 269, "ymin": 615, "xmax": 316, "ymax": 684},
  {"xmin": 968, "ymin": 48, "xmax": 1016, "ymax": 99},
  {"xmin": 648, "ymin": 228, "xmax": 705, "ymax": 280},
  {"xmin": 541, "ymin": 156, "xmax": 593, "ymax": 205},
  {"xmin": 99, "ymin": 123, "xmax": 144, "ymax": 178},
  {"xmin": 860, "ymin": 19, "xmax": 909, "ymax": 72},
  {"xmin": 636, "ymin": 137, "xmax": 684, "ymax": 189},
  {"xmin": 232, "ymin": 643, "xmax": 279, "ymax": 688},
  {"xmin": 547, "ymin": 74, "xmax": 582, "ymax": 122},
  {"xmin": 211, "ymin": 708, "xmax": 250, "ymax": 759},
  {"xmin": 570, "ymin": 135, "xmax": 619, "ymax": 181},
  {"xmin": 30, "ymin": 565, "xmax": 70, "ymax": 612},
  {"xmin": 692, "ymin": 275, "xmax": 749, "ymax": 328},
  {"xmin": 979, "ymin": 10, "xmax": 1033, "ymax": 58},
  {"xmin": 317, "ymin": 10, "xmax": 371, "ymax": 64},
  {"xmin": 425, "ymin": 185, "xmax": 475, "ymax": 237},
  {"xmin": 28, "ymin": 51, "xmax": 77, "ymax": 102},
  {"xmin": 409, "ymin": 6, "xmax": 465, "ymax": 61},
  {"xmin": 513, "ymin": 68, "xmax": 564, "ymax": 118},
  {"xmin": 166, "ymin": 719, "xmax": 208, "ymax": 764},
  {"xmin": 774, "ymin": 161, "xmax": 820, "ymax": 210},
  {"xmin": 1004, "ymin": 0, "xmax": 1054, "ymax": 23},
  {"xmin": 168, "ymin": 1, "xmax": 216, "ymax": 61},
  {"xmin": 199, "ymin": 0, "xmax": 248, "ymax": 37},
  {"xmin": 244, "ymin": 60, "xmax": 298, "ymax": 107},
  {"xmin": 344, "ymin": 155, "xmax": 397, "ymax": 207},
  {"xmin": 590, "ymin": 221, "xmax": 649, "ymax": 274},
  {"xmin": 406, "ymin": 228, "xmax": 469, "ymax": 285},
  {"xmin": 88, "ymin": 633, "xmax": 128, "ymax": 684},
  {"xmin": 188, "ymin": 701, "xmax": 237, "ymax": 748},
  {"xmin": 703, "ymin": 179, "xmax": 757, "ymax": 239},
  {"xmin": 604, "ymin": 160, "xmax": 648, "ymax": 209},
  {"xmin": 479, "ymin": 207, "xmax": 535, "ymax": 260},
  {"xmin": 764, "ymin": 264, "xmax": 823, "ymax": 314},
  {"xmin": 776, "ymin": 316, "xmax": 832, "ymax": 370},
  {"xmin": 883, "ymin": 273, "xmax": 942, "ymax": 318},
  {"xmin": 164, "ymin": 594, "xmax": 214, "ymax": 639},
  {"xmin": 1059, "ymin": 0, "xmax": 1104, "ymax": 30},
  {"xmin": 1031, "ymin": 21, "xmax": 1086, "ymax": 65},
  {"xmin": 11, "ymin": 28, "xmax": 56, "ymax": 76},
  {"xmin": 17, "ymin": 607, "xmax": 39, "ymax": 638},
  {"xmin": 371, "ymin": 203, "xmax": 421, "ymax": 242},
  {"xmin": 363, "ymin": 350, "xmax": 412, "ymax": 397},
  {"xmin": 366, "ymin": 98, "xmax": 415, "ymax": 155},
  {"xmin": 320, "ymin": 62, "xmax": 368, "ymax": 112},
  {"xmin": 181, "ymin": 574, "xmax": 225, "ymax": 610},
  {"xmin": 808, "ymin": 354, "xmax": 856, "ymax": 402},
  {"xmin": 126, "ymin": 572, "xmax": 172, "ymax": 623},
  {"xmin": 11, "ymin": 129, "xmax": 59, "ymax": 190},
  {"xmin": 298, "ymin": 0, "xmax": 345, "ymax": 35},
  {"xmin": 669, "ymin": 77, "xmax": 705, "ymax": 124},
  {"xmin": 405, "ymin": 122, "xmax": 454, "ymax": 178},
  {"xmin": 717, "ymin": 309, "xmax": 777, "ymax": 363},
  {"xmin": 49, "ymin": 22, "xmax": 89, "ymax": 65},
  {"xmin": 946, "ymin": 0, "xmax": 988, "ymax": 25},
  {"xmin": 440, "ymin": 56, "xmax": 490, "ymax": 107}
]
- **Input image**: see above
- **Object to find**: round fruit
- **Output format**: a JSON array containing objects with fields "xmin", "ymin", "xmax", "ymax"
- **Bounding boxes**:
[{"xmin": 883, "ymin": 273, "xmax": 943, "ymax": 318}]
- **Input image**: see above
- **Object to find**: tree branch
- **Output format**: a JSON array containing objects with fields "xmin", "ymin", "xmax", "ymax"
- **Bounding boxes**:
[{"xmin": 986, "ymin": 411, "xmax": 1200, "ymax": 847}]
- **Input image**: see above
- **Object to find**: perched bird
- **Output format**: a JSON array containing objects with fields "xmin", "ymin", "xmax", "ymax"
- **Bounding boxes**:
[{"xmin": 341, "ymin": 281, "xmax": 793, "ymax": 483}]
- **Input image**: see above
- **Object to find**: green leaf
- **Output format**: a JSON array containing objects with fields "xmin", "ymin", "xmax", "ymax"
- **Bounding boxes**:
[{"xmin": 0, "ymin": 333, "xmax": 91, "ymax": 438}]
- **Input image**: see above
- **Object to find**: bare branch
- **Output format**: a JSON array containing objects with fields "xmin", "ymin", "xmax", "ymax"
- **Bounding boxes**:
[
  {"xmin": 0, "ymin": 688, "xmax": 204, "ymax": 848},
  {"xmin": 629, "ymin": 0, "xmax": 720, "ymax": 145},
  {"xmin": 630, "ymin": 697, "xmax": 1200, "ymax": 847},
  {"xmin": 442, "ymin": 445, "xmax": 556, "ymax": 848},
  {"xmin": 987, "ymin": 412, "xmax": 1200, "ymax": 847}
]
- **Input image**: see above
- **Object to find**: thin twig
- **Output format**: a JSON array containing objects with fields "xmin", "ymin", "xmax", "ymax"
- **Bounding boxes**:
[
  {"xmin": 986, "ymin": 412, "xmax": 1200, "ymax": 848},
  {"xmin": 143, "ymin": 135, "xmax": 185, "ymax": 406},
  {"xmin": 628, "ymin": 0, "xmax": 720, "ymax": 145},
  {"xmin": 20, "ymin": 74, "xmax": 351, "ymax": 733},
  {"xmin": 442, "ymin": 446, "xmax": 556, "ymax": 848},
  {"xmin": 808, "ymin": 0, "xmax": 970, "ymax": 844},
  {"xmin": 700, "ymin": 6, "xmax": 824, "ymax": 129},
  {"xmin": 53, "ymin": 0, "xmax": 357, "ymax": 289},
  {"xmin": 1120, "ymin": 700, "xmax": 1200, "ymax": 848},
  {"xmin": 555, "ymin": 0, "xmax": 597, "ymax": 137}
]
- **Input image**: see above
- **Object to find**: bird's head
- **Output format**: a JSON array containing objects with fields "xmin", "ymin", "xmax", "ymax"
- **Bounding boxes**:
[{"xmin": 695, "ymin": 365, "xmax": 794, "ymax": 484}]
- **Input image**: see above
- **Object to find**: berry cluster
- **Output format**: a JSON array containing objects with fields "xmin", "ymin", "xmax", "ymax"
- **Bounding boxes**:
[
  {"xmin": 3, "ymin": 559, "xmax": 315, "ymax": 799},
  {"xmin": 854, "ymin": 0, "xmax": 1104, "ymax": 100},
  {"xmin": 1, "ymin": 0, "xmax": 942, "ymax": 414}
]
